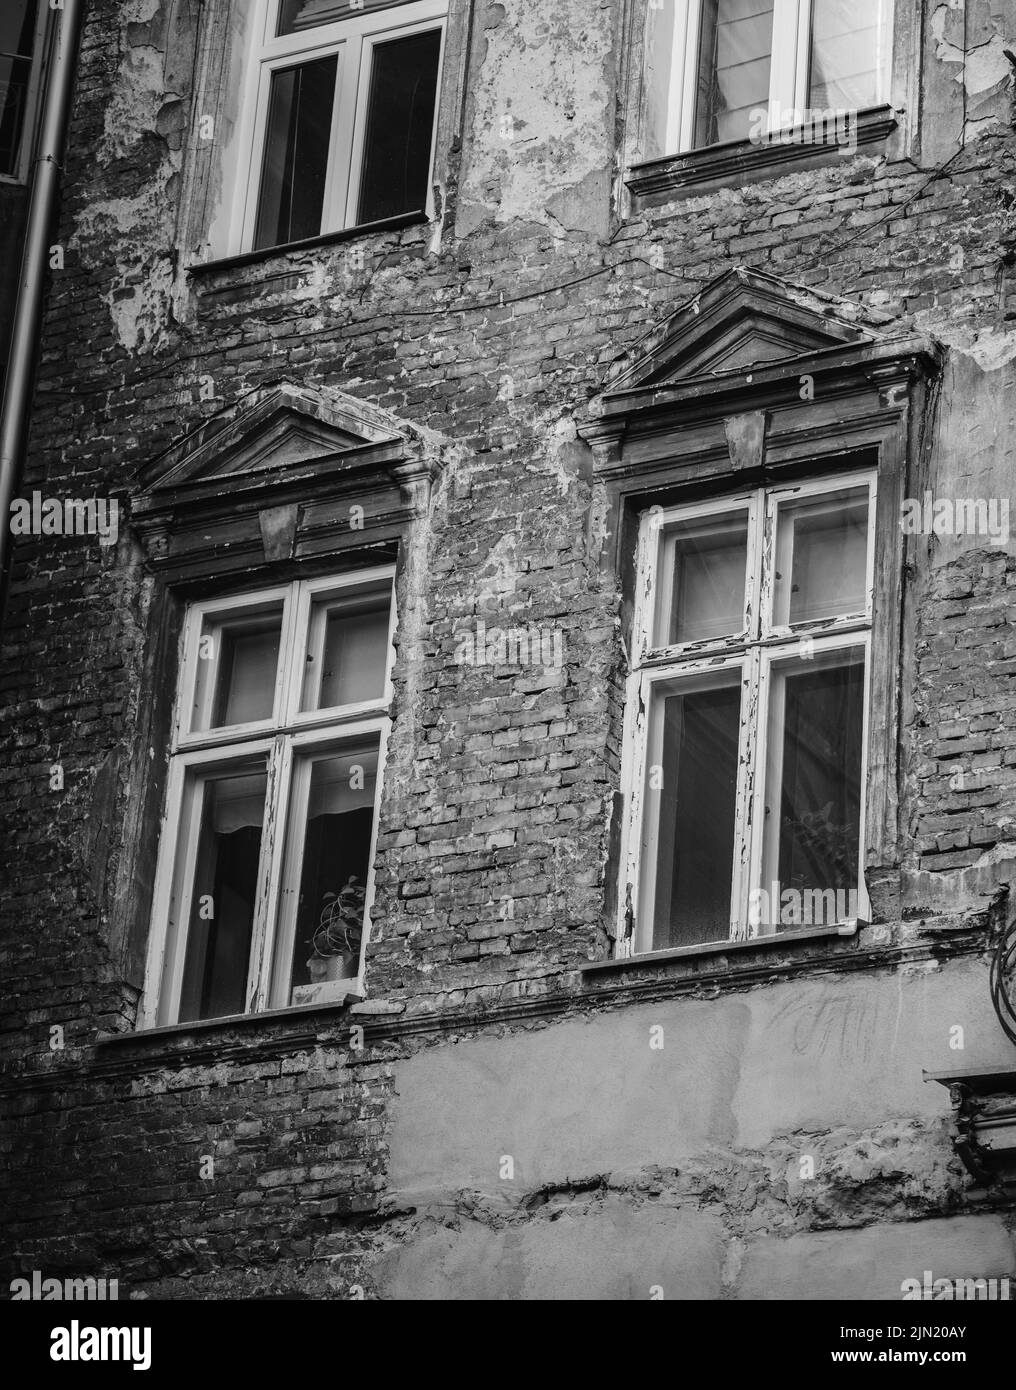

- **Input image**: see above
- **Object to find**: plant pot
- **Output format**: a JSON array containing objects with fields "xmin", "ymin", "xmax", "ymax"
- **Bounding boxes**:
[{"xmin": 309, "ymin": 951, "xmax": 358, "ymax": 983}]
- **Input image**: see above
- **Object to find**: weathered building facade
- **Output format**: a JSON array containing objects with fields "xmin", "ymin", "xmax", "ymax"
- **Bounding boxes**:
[{"xmin": 2, "ymin": 0, "xmax": 1016, "ymax": 1300}]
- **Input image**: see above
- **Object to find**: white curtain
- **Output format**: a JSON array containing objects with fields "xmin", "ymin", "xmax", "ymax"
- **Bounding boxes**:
[{"xmin": 809, "ymin": 0, "xmax": 883, "ymax": 110}]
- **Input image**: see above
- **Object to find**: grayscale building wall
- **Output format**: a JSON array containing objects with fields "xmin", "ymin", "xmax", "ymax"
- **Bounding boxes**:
[{"xmin": 1, "ymin": 0, "xmax": 1016, "ymax": 1300}]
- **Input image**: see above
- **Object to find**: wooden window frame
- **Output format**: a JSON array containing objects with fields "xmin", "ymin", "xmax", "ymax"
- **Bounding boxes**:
[
  {"xmin": 621, "ymin": 471, "xmax": 876, "ymax": 955},
  {"xmin": 230, "ymin": 0, "xmax": 448, "ymax": 254},
  {"xmin": 140, "ymin": 567, "xmax": 397, "ymax": 1029}
]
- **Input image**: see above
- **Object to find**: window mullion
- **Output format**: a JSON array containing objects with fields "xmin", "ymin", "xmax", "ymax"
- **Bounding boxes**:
[
  {"xmin": 163, "ymin": 765, "xmax": 217, "ymax": 1025},
  {"xmin": 247, "ymin": 735, "xmax": 293, "ymax": 1013},
  {"xmin": 620, "ymin": 670, "xmax": 651, "ymax": 955},
  {"xmin": 335, "ymin": 35, "xmax": 363, "ymax": 228},
  {"xmin": 678, "ymin": 0, "xmax": 702, "ymax": 153},
  {"xmin": 856, "ymin": 631, "xmax": 873, "ymax": 923},
  {"xmin": 769, "ymin": 0, "xmax": 804, "ymax": 127},
  {"xmin": 318, "ymin": 44, "xmax": 350, "ymax": 234},
  {"xmin": 281, "ymin": 581, "xmax": 310, "ymax": 725},
  {"xmin": 730, "ymin": 648, "xmax": 763, "ymax": 939},
  {"xmin": 140, "ymin": 759, "xmax": 187, "ymax": 1028},
  {"xmin": 745, "ymin": 488, "xmax": 765, "ymax": 642}
]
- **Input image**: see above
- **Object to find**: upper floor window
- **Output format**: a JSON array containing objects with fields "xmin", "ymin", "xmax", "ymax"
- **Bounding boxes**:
[
  {"xmin": 625, "ymin": 472, "xmax": 875, "ymax": 950},
  {"xmin": 239, "ymin": 0, "xmax": 446, "ymax": 253},
  {"xmin": 142, "ymin": 570, "xmax": 395, "ymax": 1027},
  {"xmin": 644, "ymin": 0, "xmax": 892, "ymax": 157},
  {"xmin": 0, "ymin": 0, "xmax": 44, "ymax": 181}
]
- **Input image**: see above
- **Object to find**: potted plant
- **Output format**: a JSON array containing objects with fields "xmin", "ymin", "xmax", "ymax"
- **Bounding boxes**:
[{"xmin": 307, "ymin": 877, "xmax": 365, "ymax": 983}]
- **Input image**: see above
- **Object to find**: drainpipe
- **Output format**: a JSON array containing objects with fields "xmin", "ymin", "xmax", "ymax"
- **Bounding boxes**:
[{"xmin": 0, "ymin": 0, "xmax": 85, "ymax": 604}]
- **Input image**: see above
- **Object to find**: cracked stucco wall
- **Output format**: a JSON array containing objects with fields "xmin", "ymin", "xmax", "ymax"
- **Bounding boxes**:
[
  {"xmin": 455, "ymin": 0, "xmax": 619, "ymax": 239},
  {"xmin": 6, "ymin": 0, "xmax": 1016, "ymax": 1301}
]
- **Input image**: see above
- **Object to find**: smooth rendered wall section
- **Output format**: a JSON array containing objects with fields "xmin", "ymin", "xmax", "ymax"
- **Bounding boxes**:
[
  {"xmin": 387, "ymin": 961, "xmax": 1012, "ymax": 1197},
  {"xmin": 373, "ymin": 958, "xmax": 1016, "ymax": 1298}
]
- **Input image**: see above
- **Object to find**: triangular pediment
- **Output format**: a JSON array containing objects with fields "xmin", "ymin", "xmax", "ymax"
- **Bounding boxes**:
[
  {"xmin": 604, "ymin": 266, "xmax": 890, "ymax": 393},
  {"xmin": 132, "ymin": 382, "xmax": 449, "ymax": 582},
  {"xmin": 137, "ymin": 383, "xmax": 411, "ymax": 494}
]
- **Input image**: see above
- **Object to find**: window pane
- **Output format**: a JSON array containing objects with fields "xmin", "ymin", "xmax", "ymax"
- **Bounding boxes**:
[
  {"xmin": 654, "ymin": 510, "xmax": 749, "ymax": 647},
  {"xmin": 643, "ymin": 0, "xmax": 679, "ymax": 160},
  {"xmin": 646, "ymin": 670, "xmax": 742, "ymax": 950},
  {"xmin": 694, "ymin": 0, "xmax": 774, "ymax": 148},
  {"xmin": 278, "ymin": 0, "xmax": 414, "ymax": 35},
  {"xmin": 809, "ymin": 0, "xmax": 884, "ymax": 111},
  {"xmin": 301, "ymin": 586, "xmax": 390, "ymax": 712},
  {"xmin": 174, "ymin": 766, "xmax": 268, "ymax": 1024},
  {"xmin": 773, "ymin": 485, "xmax": 870, "ymax": 627},
  {"xmin": 356, "ymin": 28, "xmax": 441, "ymax": 225},
  {"xmin": 283, "ymin": 745, "xmax": 378, "ymax": 1005},
  {"xmin": 0, "ymin": 0, "xmax": 36, "ymax": 56},
  {"xmin": 192, "ymin": 604, "xmax": 284, "ymax": 733},
  {"xmin": 761, "ymin": 647, "xmax": 865, "ymax": 932},
  {"xmin": 0, "ymin": 2, "xmax": 37, "ymax": 177},
  {"xmin": 254, "ymin": 55, "xmax": 337, "ymax": 252}
]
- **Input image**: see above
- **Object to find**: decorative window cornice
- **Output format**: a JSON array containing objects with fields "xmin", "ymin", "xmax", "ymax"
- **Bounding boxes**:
[{"xmin": 131, "ymin": 383, "xmax": 449, "ymax": 584}]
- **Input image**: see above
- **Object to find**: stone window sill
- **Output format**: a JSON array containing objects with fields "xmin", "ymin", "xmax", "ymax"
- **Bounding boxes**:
[
  {"xmin": 626, "ymin": 106, "xmax": 898, "ymax": 205},
  {"xmin": 582, "ymin": 921, "xmax": 860, "ymax": 976},
  {"xmin": 188, "ymin": 210, "xmax": 429, "ymax": 280},
  {"xmin": 89, "ymin": 995, "xmax": 415, "ymax": 1074}
]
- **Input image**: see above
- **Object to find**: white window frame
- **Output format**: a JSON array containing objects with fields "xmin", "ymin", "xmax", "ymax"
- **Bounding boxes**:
[
  {"xmin": 231, "ymin": 0, "xmax": 447, "ymax": 253},
  {"xmin": 140, "ymin": 567, "xmax": 397, "ymax": 1029},
  {"xmin": 658, "ymin": 0, "xmax": 894, "ymax": 154},
  {"xmin": 0, "ymin": 0, "xmax": 48, "ymax": 185},
  {"xmin": 618, "ymin": 471, "xmax": 876, "ymax": 956}
]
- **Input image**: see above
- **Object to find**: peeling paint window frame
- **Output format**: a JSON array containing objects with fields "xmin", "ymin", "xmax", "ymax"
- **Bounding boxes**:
[
  {"xmin": 647, "ymin": 0, "xmax": 894, "ymax": 156},
  {"xmin": 619, "ymin": 469, "xmax": 876, "ymax": 954},
  {"xmin": 231, "ymin": 0, "xmax": 448, "ymax": 254},
  {"xmin": 140, "ymin": 566, "xmax": 397, "ymax": 1030}
]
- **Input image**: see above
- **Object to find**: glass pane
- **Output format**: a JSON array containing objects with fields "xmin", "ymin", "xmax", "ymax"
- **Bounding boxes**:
[
  {"xmin": 760, "ymin": 647, "xmax": 865, "ymax": 932},
  {"xmin": 278, "ymin": 0, "xmax": 412, "ymax": 35},
  {"xmin": 646, "ymin": 671, "xmax": 742, "ymax": 950},
  {"xmin": 283, "ymin": 745, "xmax": 379, "ymax": 1004},
  {"xmin": 809, "ymin": 0, "xmax": 883, "ymax": 111},
  {"xmin": 773, "ymin": 484, "xmax": 869, "ymax": 627},
  {"xmin": 175, "ymin": 767, "xmax": 268, "ymax": 1024},
  {"xmin": 0, "ymin": 0, "xmax": 37, "ymax": 179},
  {"xmin": 694, "ymin": 0, "xmax": 774, "ymax": 148},
  {"xmin": 654, "ymin": 511, "xmax": 748, "ymax": 647},
  {"xmin": 192, "ymin": 605, "xmax": 284, "ymax": 733},
  {"xmin": 0, "ymin": 54, "xmax": 32, "ymax": 174},
  {"xmin": 356, "ymin": 28, "xmax": 441, "ymax": 225},
  {"xmin": 301, "ymin": 587, "xmax": 390, "ymax": 712},
  {"xmin": 0, "ymin": 0, "xmax": 36, "ymax": 56},
  {"xmin": 254, "ymin": 55, "xmax": 337, "ymax": 252}
]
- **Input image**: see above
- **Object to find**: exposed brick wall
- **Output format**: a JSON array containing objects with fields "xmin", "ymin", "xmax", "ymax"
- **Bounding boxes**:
[{"xmin": 2, "ymin": 0, "xmax": 1016, "ymax": 1297}]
